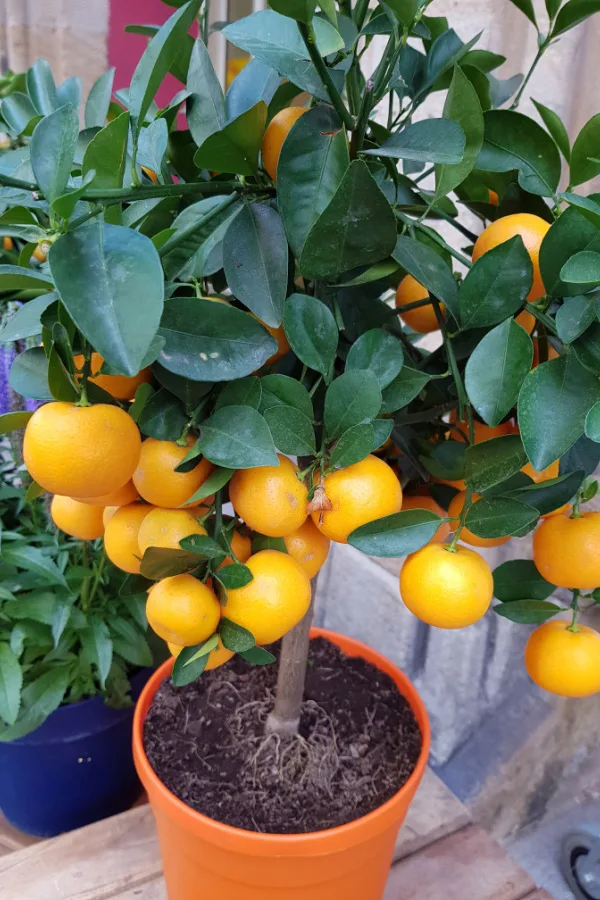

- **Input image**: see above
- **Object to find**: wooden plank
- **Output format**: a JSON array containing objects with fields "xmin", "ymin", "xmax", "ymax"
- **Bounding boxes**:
[
  {"xmin": 522, "ymin": 893, "xmax": 556, "ymax": 900},
  {"xmin": 394, "ymin": 768, "xmax": 471, "ymax": 862},
  {"xmin": 385, "ymin": 825, "xmax": 535, "ymax": 900},
  {"xmin": 0, "ymin": 815, "xmax": 39, "ymax": 856},
  {"xmin": 107, "ymin": 878, "xmax": 166, "ymax": 900}
]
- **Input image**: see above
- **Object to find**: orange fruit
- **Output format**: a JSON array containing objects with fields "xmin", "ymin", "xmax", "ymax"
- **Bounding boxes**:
[
  {"xmin": 448, "ymin": 491, "xmax": 510, "ymax": 548},
  {"xmin": 141, "ymin": 166, "xmax": 158, "ymax": 184},
  {"xmin": 229, "ymin": 454, "xmax": 308, "ymax": 538},
  {"xmin": 76, "ymin": 480, "xmax": 138, "ymax": 507},
  {"xmin": 472, "ymin": 213, "xmax": 551, "ymax": 302},
  {"xmin": 33, "ymin": 241, "xmax": 49, "ymax": 263},
  {"xmin": 284, "ymin": 518, "xmax": 331, "ymax": 578},
  {"xmin": 450, "ymin": 415, "xmax": 516, "ymax": 444},
  {"xmin": 522, "ymin": 459, "xmax": 559, "ymax": 483},
  {"xmin": 225, "ymin": 550, "xmax": 311, "ymax": 645},
  {"xmin": 133, "ymin": 437, "xmax": 214, "ymax": 509},
  {"xmin": 395, "ymin": 275, "xmax": 444, "ymax": 334},
  {"xmin": 23, "ymin": 402, "xmax": 141, "ymax": 498},
  {"xmin": 147, "ymin": 574, "xmax": 220, "ymax": 646},
  {"xmin": 103, "ymin": 506, "xmax": 118, "ymax": 527},
  {"xmin": 73, "ymin": 352, "xmax": 152, "ymax": 401},
  {"xmin": 515, "ymin": 308, "xmax": 536, "ymax": 334},
  {"xmin": 103, "ymin": 502, "xmax": 155, "ymax": 574},
  {"xmin": 261, "ymin": 107, "xmax": 307, "ymax": 181},
  {"xmin": 137, "ymin": 508, "xmax": 208, "ymax": 555},
  {"xmin": 3, "ymin": 236, "xmax": 13, "ymax": 251},
  {"xmin": 168, "ymin": 637, "xmax": 234, "ymax": 670},
  {"xmin": 400, "ymin": 543, "xmax": 493, "ymax": 629},
  {"xmin": 525, "ymin": 620, "xmax": 600, "ymax": 697},
  {"xmin": 312, "ymin": 455, "xmax": 403, "ymax": 544},
  {"xmin": 488, "ymin": 189, "xmax": 499, "ymax": 206},
  {"xmin": 218, "ymin": 528, "xmax": 253, "ymax": 569},
  {"xmin": 401, "ymin": 495, "xmax": 451, "ymax": 543},
  {"xmin": 263, "ymin": 322, "xmax": 290, "ymax": 365},
  {"xmin": 531, "ymin": 339, "xmax": 560, "ymax": 368},
  {"xmin": 50, "ymin": 495, "xmax": 105, "ymax": 541},
  {"xmin": 533, "ymin": 511, "xmax": 600, "ymax": 589}
]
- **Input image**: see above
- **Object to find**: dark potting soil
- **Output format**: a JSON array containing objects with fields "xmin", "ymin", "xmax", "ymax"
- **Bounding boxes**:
[{"xmin": 143, "ymin": 637, "xmax": 422, "ymax": 835}]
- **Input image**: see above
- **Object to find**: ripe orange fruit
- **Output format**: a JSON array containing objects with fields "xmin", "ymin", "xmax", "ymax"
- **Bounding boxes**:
[
  {"xmin": 104, "ymin": 502, "xmax": 155, "ymax": 574},
  {"xmin": 284, "ymin": 518, "xmax": 331, "ymax": 578},
  {"xmin": 230, "ymin": 454, "xmax": 308, "ymax": 538},
  {"xmin": 263, "ymin": 322, "xmax": 290, "ymax": 365},
  {"xmin": 450, "ymin": 415, "xmax": 516, "ymax": 444},
  {"xmin": 147, "ymin": 574, "xmax": 221, "ymax": 646},
  {"xmin": 24, "ymin": 402, "xmax": 141, "ymax": 498},
  {"xmin": 141, "ymin": 166, "xmax": 158, "ymax": 184},
  {"xmin": 448, "ymin": 491, "xmax": 510, "ymax": 548},
  {"xmin": 225, "ymin": 550, "xmax": 311, "ymax": 644},
  {"xmin": 488, "ymin": 189, "xmax": 499, "ymax": 206},
  {"xmin": 395, "ymin": 275, "xmax": 444, "ymax": 334},
  {"xmin": 103, "ymin": 506, "xmax": 118, "ymax": 527},
  {"xmin": 3, "ymin": 236, "xmax": 13, "ymax": 251},
  {"xmin": 525, "ymin": 620, "xmax": 600, "ymax": 697},
  {"xmin": 33, "ymin": 241, "xmax": 49, "ymax": 263},
  {"xmin": 531, "ymin": 339, "xmax": 560, "ymax": 368},
  {"xmin": 400, "ymin": 543, "xmax": 493, "ymax": 629},
  {"xmin": 312, "ymin": 455, "xmax": 403, "ymax": 544},
  {"xmin": 137, "ymin": 508, "xmax": 208, "ymax": 555},
  {"xmin": 168, "ymin": 637, "xmax": 234, "ymax": 670},
  {"xmin": 76, "ymin": 480, "xmax": 138, "ymax": 507},
  {"xmin": 261, "ymin": 107, "xmax": 307, "ymax": 181},
  {"xmin": 472, "ymin": 213, "xmax": 551, "ymax": 302},
  {"xmin": 218, "ymin": 527, "xmax": 253, "ymax": 569},
  {"xmin": 50, "ymin": 495, "xmax": 105, "ymax": 541},
  {"xmin": 401, "ymin": 495, "xmax": 451, "ymax": 543},
  {"xmin": 73, "ymin": 352, "xmax": 152, "ymax": 401},
  {"xmin": 533, "ymin": 511, "xmax": 600, "ymax": 589},
  {"xmin": 133, "ymin": 437, "xmax": 214, "ymax": 509},
  {"xmin": 515, "ymin": 309, "xmax": 536, "ymax": 333},
  {"xmin": 522, "ymin": 459, "xmax": 559, "ymax": 483}
]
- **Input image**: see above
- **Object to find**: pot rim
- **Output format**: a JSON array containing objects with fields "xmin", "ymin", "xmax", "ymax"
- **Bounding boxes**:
[{"xmin": 133, "ymin": 627, "xmax": 430, "ymax": 850}]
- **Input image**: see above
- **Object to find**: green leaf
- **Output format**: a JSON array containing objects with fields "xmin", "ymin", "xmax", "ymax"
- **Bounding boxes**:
[
  {"xmin": 495, "ymin": 599, "xmax": 561, "ymax": 624},
  {"xmin": 194, "ymin": 102, "xmax": 267, "ymax": 176},
  {"xmin": 494, "ymin": 559, "xmax": 555, "ymax": 601},
  {"xmin": 366, "ymin": 118, "xmax": 465, "ymax": 165},
  {"xmin": 47, "ymin": 343, "xmax": 79, "ymax": 402},
  {"xmin": 184, "ymin": 466, "xmax": 235, "ymax": 506},
  {"xmin": 561, "ymin": 251, "xmax": 600, "ymax": 287},
  {"xmin": 215, "ymin": 377, "xmax": 262, "ymax": 411},
  {"xmin": 508, "ymin": 470, "xmax": 585, "ymax": 515},
  {"xmin": 384, "ymin": 0, "xmax": 419, "ymax": 25},
  {"xmin": 324, "ymin": 371, "xmax": 382, "ymax": 440},
  {"xmin": 263, "ymin": 405, "xmax": 316, "ymax": 455},
  {"xmin": 222, "ymin": 11, "xmax": 344, "ymax": 102},
  {"xmin": 458, "ymin": 237, "xmax": 533, "ymax": 330},
  {"xmin": 223, "ymin": 204, "xmax": 288, "ymax": 327},
  {"xmin": 465, "ymin": 319, "xmax": 533, "ymax": 426},
  {"xmin": 158, "ymin": 298, "xmax": 277, "ymax": 382},
  {"xmin": 110, "ymin": 618, "xmax": 153, "ymax": 668},
  {"xmin": 0, "ymin": 667, "xmax": 69, "ymax": 742},
  {"xmin": 586, "ymin": 401, "xmax": 600, "ymax": 441},
  {"xmin": 220, "ymin": 618, "xmax": 256, "ymax": 652},
  {"xmin": 252, "ymin": 534, "xmax": 287, "ymax": 553},
  {"xmin": 9, "ymin": 347, "xmax": 51, "ymax": 400},
  {"xmin": 0, "ymin": 644, "xmax": 22, "ymax": 726},
  {"xmin": 466, "ymin": 496, "xmax": 538, "ymax": 538},
  {"xmin": 51, "ymin": 600, "xmax": 71, "ymax": 648},
  {"xmin": 1, "ymin": 93, "xmax": 40, "ymax": 136},
  {"xmin": 518, "ymin": 355, "xmax": 600, "ymax": 469},
  {"xmin": 216, "ymin": 564, "xmax": 254, "ymax": 589},
  {"xmin": 259, "ymin": 374, "xmax": 314, "ymax": 419},
  {"xmin": 300, "ymin": 160, "xmax": 397, "ymax": 281},
  {"xmin": 556, "ymin": 294, "xmax": 597, "ymax": 343},
  {"xmin": 85, "ymin": 68, "xmax": 116, "ymax": 128},
  {"xmin": 1, "ymin": 544, "xmax": 68, "ymax": 588},
  {"xmin": 140, "ymin": 546, "xmax": 204, "ymax": 579},
  {"xmin": 560, "ymin": 192, "xmax": 600, "ymax": 231},
  {"xmin": 0, "ymin": 265, "xmax": 53, "ymax": 292},
  {"xmin": 478, "ymin": 110, "xmax": 561, "ymax": 197},
  {"xmin": 30, "ymin": 105, "xmax": 79, "ymax": 204},
  {"xmin": 372, "ymin": 418, "xmax": 394, "ymax": 450},
  {"xmin": 380, "ymin": 366, "xmax": 431, "ymax": 413},
  {"xmin": 239, "ymin": 645, "xmax": 276, "ymax": 665},
  {"xmin": 199, "ymin": 405, "xmax": 278, "ymax": 468},
  {"xmin": 269, "ymin": 0, "xmax": 317, "ymax": 23},
  {"xmin": 138, "ymin": 388, "xmax": 187, "ymax": 441},
  {"xmin": 329, "ymin": 423, "xmax": 375, "ymax": 469},
  {"xmin": 282, "ymin": 294, "xmax": 338, "ymax": 376},
  {"xmin": 162, "ymin": 195, "xmax": 243, "ymax": 282},
  {"xmin": 540, "ymin": 206, "xmax": 600, "ymax": 298},
  {"xmin": 392, "ymin": 236, "xmax": 458, "ymax": 317},
  {"xmin": 153, "ymin": 365, "xmax": 213, "ymax": 408},
  {"xmin": 533, "ymin": 99, "xmax": 571, "ymax": 162},
  {"xmin": 179, "ymin": 534, "xmax": 227, "ymax": 558},
  {"xmin": 434, "ymin": 65, "xmax": 484, "ymax": 202},
  {"xmin": 81, "ymin": 619, "xmax": 113, "ymax": 689},
  {"xmin": 4, "ymin": 591, "xmax": 56, "ymax": 625},
  {"xmin": 226, "ymin": 59, "xmax": 281, "ymax": 121},
  {"xmin": 345, "ymin": 329, "xmax": 404, "ymax": 390},
  {"xmin": 465, "ymin": 434, "xmax": 528, "ymax": 493},
  {"xmin": 82, "ymin": 111, "xmax": 130, "ymax": 190},
  {"xmin": 278, "ymin": 106, "xmax": 349, "ymax": 258},
  {"xmin": 27, "ymin": 59, "xmax": 57, "ymax": 115},
  {"xmin": 508, "ymin": 0, "xmax": 538, "ymax": 24},
  {"xmin": 129, "ymin": 0, "xmax": 200, "ymax": 139},
  {"xmin": 186, "ymin": 38, "xmax": 225, "ymax": 148},
  {"xmin": 0, "ymin": 411, "xmax": 33, "ymax": 435},
  {"xmin": 51, "ymin": 169, "xmax": 96, "ymax": 221},
  {"xmin": 349, "ymin": 509, "xmax": 442, "ymax": 557},
  {"xmin": 49, "ymin": 222, "xmax": 164, "ymax": 377},
  {"xmin": 171, "ymin": 641, "xmax": 210, "ymax": 686},
  {"xmin": 552, "ymin": 0, "xmax": 600, "ymax": 36}
]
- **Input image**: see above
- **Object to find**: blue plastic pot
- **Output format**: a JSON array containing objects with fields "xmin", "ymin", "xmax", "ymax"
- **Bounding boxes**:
[{"xmin": 0, "ymin": 668, "xmax": 152, "ymax": 837}]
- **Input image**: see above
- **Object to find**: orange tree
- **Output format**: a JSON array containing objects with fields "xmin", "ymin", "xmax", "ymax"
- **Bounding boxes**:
[{"xmin": 1, "ymin": 0, "xmax": 600, "ymax": 726}]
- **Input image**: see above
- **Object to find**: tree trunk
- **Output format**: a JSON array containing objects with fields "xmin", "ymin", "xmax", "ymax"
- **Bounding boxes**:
[{"xmin": 265, "ymin": 575, "xmax": 318, "ymax": 736}]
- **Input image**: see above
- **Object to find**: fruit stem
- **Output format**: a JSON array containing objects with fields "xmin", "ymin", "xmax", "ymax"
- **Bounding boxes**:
[
  {"xmin": 568, "ymin": 589, "xmax": 580, "ymax": 633},
  {"xmin": 176, "ymin": 421, "xmax": 191, "ymax": 446},
  {"xmin": 76, "ymin": 344, "xmax": 93, "ymax": 407},
  {"xmin": 571, "ymin": 491, "xmax": 583, "ymax": 518}
]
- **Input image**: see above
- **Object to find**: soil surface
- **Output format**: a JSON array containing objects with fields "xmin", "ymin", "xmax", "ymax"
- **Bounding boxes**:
[{"xmin": 144, "ymin": 637, "xmax": 422, "ymax": 834}]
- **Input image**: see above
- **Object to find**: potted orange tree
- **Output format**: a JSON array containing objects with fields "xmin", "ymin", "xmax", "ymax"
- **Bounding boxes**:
[{"xmin": 1, "ymin": 0, "xmax": 600, "ymax": 894}]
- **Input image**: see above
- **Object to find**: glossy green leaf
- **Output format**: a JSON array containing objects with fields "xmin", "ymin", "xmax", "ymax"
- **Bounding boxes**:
[
  {"xmin": 82, "ymin": 110, "xmax": 130, "ymax": 190},
  {"xmin": 555, "ymin": 295, "xmax": 597, "ymax": 343},
  {"xmin": 560, "ymin": 192, "xmax": 600, "ymax": 231},
  {"xmin": 198, "ymin": 405, "xmax": 278, "ymax": 468},
  {"xmin": 179, "ymin": 534, "xmax": 227, "ymax": 559},
  {"xmin": 186, "ymin": 38, "xmax": 225, "ymax": 148},
  {"xmin": 300, "ymin": 161, "xmax": 397, "ymax": 281},
  {"xmin": 81, "ymin": 619, "xmax": 112, "ymax": 689},
  {"xmin": 137, "ymin": 118, "xmax": 169, "ymax": 179},
  {"xmin": 380, "ymin": 366, "xmax": 431, "ymax": 413},
  {"xmin": 324, "ymin": 370, "xmax": 382, "ymax": 440},
  {"xmin": 171, "ymin": 640, "xmax": 211, "ymax": 686},
  {"xmin": 345, "ymin": 329, "xmax": 404, "ymax": 389},
  {"xmin": 1, "ymin": 93, "xmax": 39, "ymax": 136},
  {"xmin": 366, "ymin": 118, "xmax": 465, "ymax": 164},
  {"xmin": 0, "ymin": 644, "xmax": 22, "ymax": 726},
  {"xmin": 0, "ymin": 293, "xmax": 57, "ymax": 342},
  {"xmin": 546, "ymin": 0, "xmax": 563, "ymax": 18},
  {"xmin": 532, "ymin": 99, "xmax": 571, "ymax": 162},
  {"xmin": 540, "ymin": 207, "xmax": 600, "ymax": 297},
  {"xmin": 585, "ymin": 401, "xmax": 600, "ymax": 441},
  {"xmin": 26, "ymin": 59, "xmax": 57, "ymax": 116},
  {"xmin": 466, "ymin": 496, "xmax": 538, "ymax": 538},
  {"xmin": 573, "ymin": 322, "xmax": 600, "ymax": 375},
  {"xmin": 138, "ymin": 388, "xmax": 187, "ymax": 440},
  {"xmin": 239, "ymin": 646, "xmax": 277, "ymax": 665},
  {"xmin": 223, "ymin": 203, "xmax": 288, "ymax": 327},
  {"xmin": 0, "ymin": 411, "xmax": 33, "ymax": 435},
  {"xmin": 162, "ymin": 195, "xmax": 243, "ymax": 281},
  {"xmin": 508, "ymin": 0, "xmax": 537, "ymax": 24},
  {"xmin": 329, "ymin": 423, "xmax": 375, "ymax": 469},
  {"xmin": 140, "ymin": 547, "xmax": 203, "ymax": 579},
  {"xmin": 57, "ymin": 76, "xmax": 81, "ymax": 110},
  {"xmin": 220, "ymin": 618, "xmax": 256, "ymax": 652},
  {"xmin": 194, "ymin": 101, "xmax": 267, "ymax": 176},
  {"xmin": 349, "ymin": 509, "xmax": 442, "ymax": 557},
  {"xmin": 226, "ymin": 58, "xmax": 280, "ymax": 121},
  {"xmin": 263, "ymin": 405, "xmax": 316, "ymax": 455},
  {"xmin": 458, "ymin": 236, "xmax": 533, "ymax": 329},
  {"xmin": 215, "ymin": 377, "xmax": 262, "ymax": 411},
  {"xmin": 465, "ymin": 319, "xmax": 533, "ymax": 425},
  {"xmin": 465, "ymin": 434, "xmax": 528, "ymax": 493},
  {"xmin": 434, "ymin": 65, "xmax": 484, "ymax": 202},
  {"xmin": 392, "ymin": 236, "xmax": 458, "ymax": 317},
  {"xmin": 518, "ymin": 355, "xmax": 600, "ymax": 470},
  {"xmin": 184, "ymin": 467, "xmax": 235, "ymax": 506},
  {"xmin": 216, "ymin": 564, "xmax": 254, "ymax": 589},
  {"xmin": 416, "ymin": 30, "xmax": 480, "ymax": 98},
  {"xmin": 282, "ymin": 294, "xmax": 338, "ymax": 376},
  {"xmin": 384, "ymin": 0, "xmax": 420, "ymax": 24},
  {"xmin": 508, "ymin": 470, "xmax": 585, "ymax": 515},
  {"xmin": 478, "ymin": 110, "xmax": 561, "ymax": 197},
  {"xmin": 49, "ymin": 222, "xmax": 164, "ymax": 377},
  {"xmin": 278, "ymin": 106, "xmax": 348, "ymax": 258},
  {"xmin": 85, "ymin": 68, "xmax": 116, "ymax": 128},
  {"xmin": 158, "ymin": 298, "xmax": 277, "ymax": 382},
  {"xmin": 552, "ymin": 0, "xmax": 600, "ymax": 36},
  {"xmin": 9, "ymin": 348, "xmax": 52, "ymax": 400},
  {"xmin": 259, "ymin": 374, "xmax": 314, "ymax": 419},
  {"xmin": 495, "ymin": 599, "xmax": 561, "ymax": 624},
  {"xmin": 494, "ymin": 559, "xmax": 555, "ymax": 601},
  {"xmin": 30, "ymin": 105, "xmax": 79, "ymax": 204},
  {"xmin": 51, "ymin": 169, "xmax": 96, "ymax": 221},
  {"xmin": 0, "ymin": 265, "xmax": 53, "ymax": 292},
  {"xmin": 269, "ymin": 0, "xmax": 317, "ymax": 23},
  {"xmin": 560, "ymin": 250, "xmax": 600, "ymax": 286}
]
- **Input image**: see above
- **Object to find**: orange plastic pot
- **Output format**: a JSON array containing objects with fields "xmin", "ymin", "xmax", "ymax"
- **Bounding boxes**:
[{"xmin": 133, "ymin": 627, "xmax": 430, "ymax": 900}]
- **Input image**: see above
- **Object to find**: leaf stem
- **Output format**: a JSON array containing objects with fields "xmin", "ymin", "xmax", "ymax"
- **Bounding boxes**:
[
  {"xmin": 297, "ymin": 22, "xmax": 355, "ymax": 131},
  {"xmin": 568, "ymin": 589, "xmax": 580, "ymax": 632},
  {"xmin": 526, "ymin": 301, "xmax": 558, "ymax": 335},
  {"xmin": 510, "ymin": 43, "xmax": 547, "ymax": 110}
]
